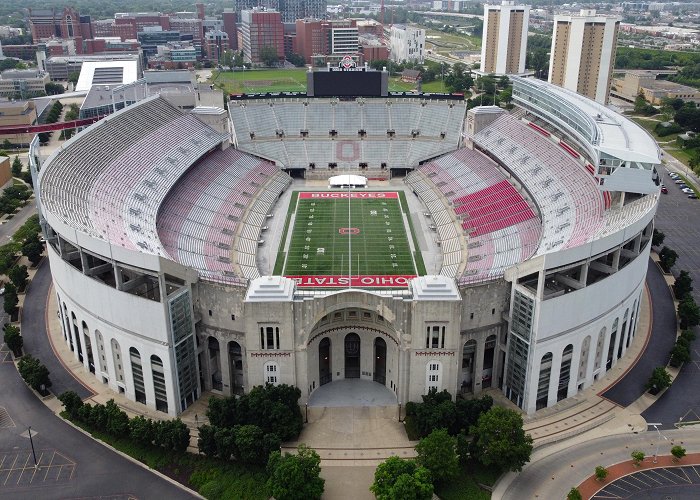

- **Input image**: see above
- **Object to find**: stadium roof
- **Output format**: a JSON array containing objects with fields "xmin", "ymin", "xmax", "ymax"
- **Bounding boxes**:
[
  {"xmin": 76, "ymin": 60, "xmax": 139, "ymax": 92},
  {"xmin": 512, "ymin": 76, "xmax": 661, "ymax": 165}
]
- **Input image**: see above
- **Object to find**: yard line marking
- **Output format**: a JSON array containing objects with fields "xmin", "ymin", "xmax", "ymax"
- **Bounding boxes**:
[{"xmin": 4, "ymin": 453, "xmax": 19, "ymax": 485}]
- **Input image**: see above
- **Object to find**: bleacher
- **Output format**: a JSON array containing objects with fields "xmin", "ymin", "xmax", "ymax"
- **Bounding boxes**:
[
  {"xmin": 229, "ymin": 97, "xmax": 467, "ymax": 170},
  {"xmin": 473, "ymin": 114, "xmax": 604, "ymax": 255},
  {"xmin": 157, "ymin": 147, "xmax": 291, "ymax": 282},
  {"xmin": 40, "ymin": 95, "xmax": 292, "ymax": 283},
  {"xmin": 406, "ymin": 147, "xmax": 542, "ymax": 282}
]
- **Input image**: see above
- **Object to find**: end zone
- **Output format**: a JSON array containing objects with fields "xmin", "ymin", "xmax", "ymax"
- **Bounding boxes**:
[
  {"xmin": 298, "ymin": 192, "xmax": 399, "ymax": 199},
  {"xmin": 287, "ymin": 275, "xmax": 416, "ymax": 288}
]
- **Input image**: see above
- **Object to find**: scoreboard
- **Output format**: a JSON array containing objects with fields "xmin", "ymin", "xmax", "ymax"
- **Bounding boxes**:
[{"xmin": 307, "ymin": 65, "xmax": 388, "ymax": 98}]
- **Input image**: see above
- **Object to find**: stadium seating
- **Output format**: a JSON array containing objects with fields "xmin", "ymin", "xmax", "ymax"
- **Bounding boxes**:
[
  {"xmin": 157, "ymin": 147, "xmax": 291, "ymax": 282},
  {"xmin": 230, "ymin": 97, "xmax": 467, "ymax": 170},
  {"xmin": 407, "ymin": 145, "xmax": 543, "ymax": 283},
  {"xmin": 472, "ymin": 114, "xmax": 604, "ymax": 254}
]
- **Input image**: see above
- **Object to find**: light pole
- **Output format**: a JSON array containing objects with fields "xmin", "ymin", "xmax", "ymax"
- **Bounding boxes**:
[
  {"xmin": 648, "ymin": 423, "xmax": 668, "ymax": 464},
  {"xmin": 28, "ymin": 426, "xmax": 38, "ymax": 469}
]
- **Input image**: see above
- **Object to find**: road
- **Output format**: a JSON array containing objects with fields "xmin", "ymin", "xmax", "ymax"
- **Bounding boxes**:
[
  {"xmin": 502, "ymin": 428, "xmax": 700, "ymax": 499},
  {"xmin": 639, "ymin": 160, "xmax": 700, "ymax": 429},
  {"xmin": 0, "ymin": 259, "xmax": 197, "ymax": 499},
  {"xmin": 601, "ymin": 260, "xmax": 677, "ymax": 406}
]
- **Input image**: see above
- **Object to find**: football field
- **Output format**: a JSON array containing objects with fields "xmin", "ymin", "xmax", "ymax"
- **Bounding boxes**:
[{"xmin": 278, "ymin": 191, "xmax": 423, "ymax": 287}]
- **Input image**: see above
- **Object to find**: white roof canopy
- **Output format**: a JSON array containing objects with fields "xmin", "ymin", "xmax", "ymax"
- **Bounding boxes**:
[{"xmin": 328, "ymin": 174, "xmax": 367, "ymax": 187}]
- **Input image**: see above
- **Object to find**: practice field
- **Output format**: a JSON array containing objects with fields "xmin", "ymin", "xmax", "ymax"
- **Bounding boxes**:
[
  {"xmin": 277, "ymin": 192, "xmax": 424, "ymax": 288},
  {"xmin": 209, "ymin": 68, "xmax": 307, "ymax": 94}
]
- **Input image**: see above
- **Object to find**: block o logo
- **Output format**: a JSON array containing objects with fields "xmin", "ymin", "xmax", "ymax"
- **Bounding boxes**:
[{"xmin": 339, "ymin": 227, "xmax": 360, "ymax": 235}]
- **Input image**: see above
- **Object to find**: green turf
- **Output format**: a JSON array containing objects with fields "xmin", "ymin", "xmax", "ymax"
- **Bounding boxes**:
[
  {"xmin": 210, "ymin": 68, "xmax": 307, "ymax": 94},
  {"xmin": 280, "ymin": 192, "xmax": 417, "ymax": 276}
]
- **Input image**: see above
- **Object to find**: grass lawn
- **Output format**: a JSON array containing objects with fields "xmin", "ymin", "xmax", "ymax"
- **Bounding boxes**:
[
  {"xmin": 210, "ymin": 68, "xmax": 307, "ymax": 94},
  {"xmin": 435, "ymin": 459, "xmax": 501, "ymax": 500},
  {"xmin": 279, "ymin": 191, "xmax": 419, "ymax": 278},
  {"xmin": 65, "ymin": 413, "xmax": 268, "ymax": 500},
  {"xmin": 425, "ymin": 29, "xmax": 480, "ymax": 54}
]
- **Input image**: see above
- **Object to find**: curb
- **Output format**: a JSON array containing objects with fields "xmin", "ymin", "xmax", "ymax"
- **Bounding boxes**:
[
  {"xmin": 59, "ymin": 416, "xmax": 204, "ymax": 499},
  {"xmin": 10, "ymin": 350, "xmax": 202, "ymax": 499}
]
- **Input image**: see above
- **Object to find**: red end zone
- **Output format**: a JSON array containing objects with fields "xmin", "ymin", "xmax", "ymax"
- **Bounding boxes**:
[
  {"xmin": 287, "ymin": 275, "xmax": 416, "ymax": 288},
  {"xmin": 298, "ymin": 191, "xmax": 398, "ymax": 199}
]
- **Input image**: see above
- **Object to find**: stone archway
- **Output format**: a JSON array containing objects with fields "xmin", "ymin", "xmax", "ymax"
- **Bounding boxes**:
[
  {"xmin": 344, "ymin": 333, "xmax": 361, "ymax": 379},
  {"xmin": 374, "ymin": 337, "xmax": 387, "ymax": 385},
  {"xmin": 319, "ymin": 337, "xmax": 332, "ymax": 385}
]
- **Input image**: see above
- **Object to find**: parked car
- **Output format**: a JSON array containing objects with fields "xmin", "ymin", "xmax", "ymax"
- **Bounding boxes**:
[
  {"xmin": 682, "ymin": 188, "xmax": 694, "ymax": 194},
  {"xmin": 678, "ymin": 184, "xmax": 689, "ymax": 189},
  {"xmin": 675, "ymin": 179, "xmax": 686, "ymax": 184},
  {"xmin": 669, "ymin": 173, "xmax": 680, "ymax": 179},
  {"xmin": 690, "ymin": 194, "xmax": 698, "ymax": 199},
  {"xmin": 661, "ymin": 186, "xmax": 668, "ymax": 194}
]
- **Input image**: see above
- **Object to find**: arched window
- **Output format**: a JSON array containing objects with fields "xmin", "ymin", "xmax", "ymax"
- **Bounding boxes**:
[
  {"xmin": 618, "ymin": 309, "xmax": 629, "ymax": 359},
  {"xmin": 81, "ymin": 321, "xmax": 95, "ymax": 374},
  {"xmin": 151, "ymin": 355, "xmax": 168, "ymax": 412},
  {"xmin": 129, "ymin": 347, "xmax": 146, "ymax": 404},
  {"xmin": 578, "ymin": 335, "xmax": 591, "ymax": 383},
  {"xmin": 111, "ymin": 339, "xmax": 124, "ymax": 384},
  {"xmin": 264, "ymin": 361, "xmax": 279, "ymax": 386},
  {"xmin": 557, "ymin": 344, "xmax": 574, "ymax": 402},
  {"xmin": 426, "ymin": 361, "xmax": 442, "ymax": 392},
  {"xmin": 594, "ymin": 327, "xmax": 606, "ymax": 372},
  {"xmin": 536, "ymin": 352, "xmax": 553, "ymax": 410},
  {"xmin": 94, "ymin": 330, "xmax": 107, "ymax": 374},
  {"xmin": 606, "ymin": 319, "xmax": 619, "ymax": 370}
]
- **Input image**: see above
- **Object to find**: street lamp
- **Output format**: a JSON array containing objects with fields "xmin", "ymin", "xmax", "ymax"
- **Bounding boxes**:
[
  {"xmin": 648, "ymin": 423, "xmax": 668, "ymax": 464},
  {"xmin": 27, "ymin": 426, "xmax": 38, "ymax": 469}
]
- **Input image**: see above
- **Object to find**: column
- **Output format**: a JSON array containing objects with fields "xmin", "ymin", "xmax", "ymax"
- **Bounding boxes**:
[
  {"xmin": 473, "ymin": 338, "xmax": 486, "ymax": 395},
  {"xmin": 219, "ymin": 338, "xmax": 232, "ymax": 397}
]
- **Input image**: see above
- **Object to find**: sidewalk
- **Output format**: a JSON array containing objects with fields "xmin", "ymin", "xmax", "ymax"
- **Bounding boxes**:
[{"xmin": 43, "ymin": 284, "xmax": 208, "ymax": 451}]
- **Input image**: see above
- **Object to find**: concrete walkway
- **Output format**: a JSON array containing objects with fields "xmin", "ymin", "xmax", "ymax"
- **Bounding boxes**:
[{"xmin": 309, "ymin": 379, "xmax": 397, "ymax": 407}]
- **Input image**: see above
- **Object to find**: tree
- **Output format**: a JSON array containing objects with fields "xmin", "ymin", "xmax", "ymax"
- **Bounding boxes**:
[
  {"xmin": 670, "ymin": 340, "xmax": 691, "ymax": 367},
  {"xmin": 259, "ymin": 46, "xmax": 280, "ymax": 67},
  {"xmin": 659, "ymin": 246, "xmax": 678, "ymax": 272},
  {"xmin": 286, "ymin": 53, "xmax": 306, "ymax": 67},
  {"xmin": 594, "ymin": 465, "xmax": 608, "ymax": 481},
  {"xmin": 3, "ymin": 324, "xmax": 22, "ymax": 356},
  {"xmin": 671, "ymin": 445, "xmax": 686, "ymax": 461},
  {"xmin": 631, "ymin": 450, "xmax": 645, "ymax": 466},
  {"xmin": 678, "ymin": 296, "xmax": 700, "ymax": 329},
  {"xmin": 674, "ymin": 270, "xmax": 693, "ymax": 300},
  {"xmin": 17, "ymin": 354, "xmax": 51, "ymax": 392},
  {"xmin": 58, "ymin": 390, "xmax": 84, "ymax": 419},
  {"xmin": 3, "ymin": 282, "xmax": 18, "ymax": 317},
  {"xmin": 234, "ymin": 424, "xmax": 278, "ymax": 465},
  {"xmin": 415, "ymin": 429, "xmax": 459, "ymax": 484},
  {"xmin": 22, "ymin": 234, "xmax": 44, "ymax": 267},
  {"xmin": 567, "ymin": 487, "xmax": 583, "ymax": 500},
  {"xmin": 652, "ymin": 228, "xmax": 665, "ymax": 247},
  {"xmin": 266, "ymin": 444, "xmax": 325, "ymax": 500},
  {"xmin": 646, "ymin": 367, "xmax": 672, "ymax": 394},
  {"xmin": 129, "ymin": 415, "xmax": 155, "ymax": 444},
  {"xmin": 45, "ymin": 82, "xmax": 65, "ymax": 95},
  {"xmin": 11, "ymin": 156, "xmax": 22, "ymax": 177},
  {"xmin": 470, "ymin": 406, "xmax": 533, "ymax": 472},
  {"xmin": 370, "ymin": 456, "xmax": 433, "ymax": 500},
  {"xmin": 68, "ymin": 72, "xmax": 80, "ymax": 85},
  {"xmin": 8, "ymin": 265, "xmax": 28, "ymax": 292}
]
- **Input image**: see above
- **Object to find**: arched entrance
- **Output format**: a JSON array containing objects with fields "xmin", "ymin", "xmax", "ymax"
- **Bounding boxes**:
[
  {"xmin": 373, "ymin": 337, "xmax": 386, "ymax": 385},
  {"xmin": 319, "ymin": 337, "xmax": 332, "ymax": 385},
  {"xmin": 344, "ymin": 333, "xmax": 361, "ymax": 378}
]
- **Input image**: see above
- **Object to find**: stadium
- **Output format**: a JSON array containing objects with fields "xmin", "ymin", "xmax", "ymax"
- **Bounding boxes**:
[{"xmin": 32, "ymin": 67, "xmax": 661, "ymax": 416}]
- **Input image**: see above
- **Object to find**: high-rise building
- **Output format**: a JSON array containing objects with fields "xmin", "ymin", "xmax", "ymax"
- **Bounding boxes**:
[
  {"xmin": 204, "ymin": 30, "xmax": 230, "ymax": 63},
  {"xmin": 548, "ymin": 9, "xmax": 620, "ymax": 104},
  {"xmin": 223, "ymin": 9, "xmax": 238, "ymax": 51},
  {"xmin": 234, "ymin": 0, "xmax": 326, "ymax": 23},
  {"xmin": 479, "ymin": 1, "xmax": 530, "ymax": 75},
  {"xmin": 389, "ymin": 25, "xmax": 424, "ymax": 64},
  {"xmin": 240, "ymin": 9, "xmax": 284, "ymax": 64}
]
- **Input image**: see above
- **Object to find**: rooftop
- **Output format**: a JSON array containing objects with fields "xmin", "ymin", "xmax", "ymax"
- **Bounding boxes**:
[{"xmin": 512, "ymin": 76, "xmax": 661, "ymax": 166}]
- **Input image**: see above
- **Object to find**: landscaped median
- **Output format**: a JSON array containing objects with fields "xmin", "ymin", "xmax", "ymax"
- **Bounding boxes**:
[{"xmin": 572, "ymin": 450, "xmax": 699, "ymax": 500}]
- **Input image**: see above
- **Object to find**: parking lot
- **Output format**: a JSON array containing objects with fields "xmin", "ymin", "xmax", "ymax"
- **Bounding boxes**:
[
  {"xmin": 592, "ymin": 465, "xmax": 700, "ymax": 499},
  {"xmin": 0, "ymin": 449, "xmax": 75, "ymax": 488}
]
